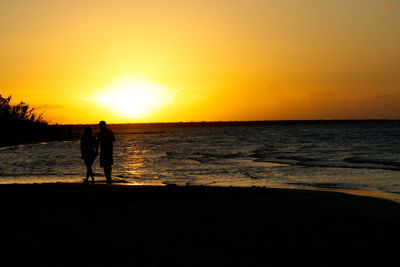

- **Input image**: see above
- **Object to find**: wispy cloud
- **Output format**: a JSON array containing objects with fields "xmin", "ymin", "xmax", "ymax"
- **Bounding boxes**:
[
  {"xmin": 35, "ymin": 104, "xmax": 64, "ymax": 109},
  {"xmin": 384, "ymin": 0, "xmax": 394, "ymax": 10},
  {"xmin": 371, "ymin": 93, "xmax": 394, "ymax": 98},
  {"xmin": 168, "ymin": 88, "xmax": 184, "ymax": 104},
  {"xmin": 264, "ymin": 81, "xmax": 286, "ymax": 99}
]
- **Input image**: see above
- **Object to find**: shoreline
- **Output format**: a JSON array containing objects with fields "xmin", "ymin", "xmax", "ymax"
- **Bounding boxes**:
[
  {"xmin": 267, "ymin": 184, "xmax": 400, "ymax": 203},
  {"xmin": 0, "ymin": 133, "xmax": 80, "ymax": 148},
  {"xmin": 2, "ymin": 180, "xmax": 399, "ymax": 203},
  {"xmin": 2, "ymin": 183, "xmax": 400, "ymax": 266}
]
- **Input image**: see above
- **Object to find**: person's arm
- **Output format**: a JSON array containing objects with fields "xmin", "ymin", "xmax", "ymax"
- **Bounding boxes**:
[
  {"xmin": 80, "ymin": 138, "xmax": 85, "ymax": 159},
  {"xmin": 95, "ymin": 136, "xmax": 99, "ymax": 155},
  {"xmin": 80, "ymin": 139, "xmax": 84, "ymax": 154}
]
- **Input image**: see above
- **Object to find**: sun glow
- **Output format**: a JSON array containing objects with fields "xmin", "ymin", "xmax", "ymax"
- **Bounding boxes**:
[{"xmin": 92, "ymin": 78, "xmax": 172, "ymax": 118}]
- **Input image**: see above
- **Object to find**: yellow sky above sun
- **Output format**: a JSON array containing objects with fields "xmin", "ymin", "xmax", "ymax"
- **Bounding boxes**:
[{"xmin": 1, "ymin": 0, "xmax": 399, "ymax": 123}]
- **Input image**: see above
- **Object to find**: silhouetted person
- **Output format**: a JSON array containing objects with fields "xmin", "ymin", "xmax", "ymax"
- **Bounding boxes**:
[
  {"xmin": 96, "ymin": 121, "xmax": 115, "ymax": 184},
  {"xmin": 80, "ymin": 126, "xmax": 97, "ymax": 183}
]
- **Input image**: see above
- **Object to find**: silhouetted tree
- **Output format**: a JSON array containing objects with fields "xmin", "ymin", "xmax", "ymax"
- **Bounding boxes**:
[
  {"xmin": 0, "ymin": 95, "xmax": 61, "ymax": 144},
  {"xmin": 0, "ymin": 95, "xmax": 45, "ymax": 123}
]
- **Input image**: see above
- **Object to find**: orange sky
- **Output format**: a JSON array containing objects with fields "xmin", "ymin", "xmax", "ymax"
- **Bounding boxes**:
[{"xmin": 1, "ymin": 0, "xmax": 399, "ymax": 123}]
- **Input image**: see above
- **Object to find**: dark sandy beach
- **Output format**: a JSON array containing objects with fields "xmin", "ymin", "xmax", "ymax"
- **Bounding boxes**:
[{"xmin": 2, "ymin": 183, "xmax": 400, "ymax": 266}]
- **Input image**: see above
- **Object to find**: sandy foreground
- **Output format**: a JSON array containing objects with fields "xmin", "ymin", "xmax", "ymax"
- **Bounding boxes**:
[{"xmin": 1, "ymin": 183, "xmax": 400, "ymax": 266}]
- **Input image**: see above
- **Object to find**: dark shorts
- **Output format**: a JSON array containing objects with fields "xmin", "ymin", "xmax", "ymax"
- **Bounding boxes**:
[{"xmin": 100, "ymin": 153, "xmax": 113, "ymax": 167}]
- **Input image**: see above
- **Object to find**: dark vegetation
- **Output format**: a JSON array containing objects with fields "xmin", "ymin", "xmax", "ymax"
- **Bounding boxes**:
[{"xmin": 0, "ymin": 95, "xmax": 73, "ymax": 146}]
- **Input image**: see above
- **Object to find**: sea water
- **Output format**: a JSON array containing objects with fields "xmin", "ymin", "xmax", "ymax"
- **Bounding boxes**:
[{"xmin": 1, "ymin": 121, "xmax": 400, "ymax": 200}]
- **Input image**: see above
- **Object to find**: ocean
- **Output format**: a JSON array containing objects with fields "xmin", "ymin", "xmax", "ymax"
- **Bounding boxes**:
[{"xmin": 1, "ymin": 121, "xmax": 400, "ymax": 200}]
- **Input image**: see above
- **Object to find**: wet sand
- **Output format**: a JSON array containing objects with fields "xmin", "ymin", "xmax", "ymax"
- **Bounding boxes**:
[{"xmin": 1, "ymin": 183, "xmax": 400, "ymax": 266}]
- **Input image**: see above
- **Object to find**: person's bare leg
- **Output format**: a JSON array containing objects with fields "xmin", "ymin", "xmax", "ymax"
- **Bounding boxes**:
[
  {"xmin": 104, "ymin": 166, "xmax": 112, "ymax": 184},
  {"xmin": 85, "ymin": 164, "xmax": 90, "ymax": 183},
  {"xmin": 89, "ymin": 165, "xmax": 95, "ymax": 183},
  {"xmin": 107, "ymin": 166, "xmax": 112, "ymax": 184}
]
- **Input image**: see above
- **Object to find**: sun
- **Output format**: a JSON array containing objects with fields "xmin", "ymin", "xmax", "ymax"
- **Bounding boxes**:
[{"xmin": 92, "ymin": 77, "xmax": 171, "ymax": 118}]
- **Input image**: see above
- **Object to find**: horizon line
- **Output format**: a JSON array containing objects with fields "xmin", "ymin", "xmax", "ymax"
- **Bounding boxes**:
[{"xmin": 59, "ymin": 119, "xmax": 400, "ymax": 126}]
